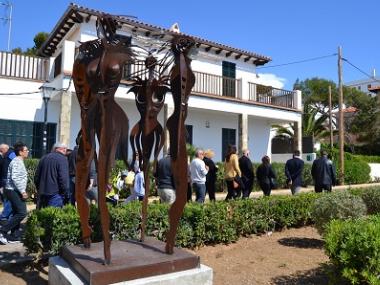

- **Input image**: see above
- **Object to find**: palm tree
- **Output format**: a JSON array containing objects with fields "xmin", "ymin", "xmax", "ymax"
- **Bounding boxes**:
[{"xmin": 273, "ymin": 104, "xmax": 331, "ymax": 140}]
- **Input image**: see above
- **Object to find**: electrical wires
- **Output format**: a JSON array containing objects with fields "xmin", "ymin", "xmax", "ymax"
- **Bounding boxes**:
[
  {"xmin": 256, "ymin": 54, "xmax": 337, "ymax": 69},
  {"xmin": 342, "ymin": 58, "xmax": 380, "ymax": 84}
]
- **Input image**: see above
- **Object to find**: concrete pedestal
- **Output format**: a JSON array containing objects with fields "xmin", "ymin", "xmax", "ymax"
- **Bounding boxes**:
[{"xmin": 49, "ymin": 256, "xmax": 213, "ymax": 285}]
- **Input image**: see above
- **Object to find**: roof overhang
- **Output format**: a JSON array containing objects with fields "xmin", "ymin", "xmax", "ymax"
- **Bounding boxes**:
[{"xmin": 38, "ymin": 3, "xmax": 271, "ymax": 66}]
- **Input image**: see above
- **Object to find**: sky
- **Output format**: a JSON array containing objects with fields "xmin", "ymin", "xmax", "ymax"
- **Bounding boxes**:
[{"xmin": 0, "ymin": 0, "xmax": 379, "ymax": 90}]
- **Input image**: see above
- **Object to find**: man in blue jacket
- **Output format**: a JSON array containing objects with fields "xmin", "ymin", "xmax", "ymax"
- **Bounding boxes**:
[
  {"xmin": 311, "ymin": 150, "xmax": 336, "ymax": 193},
  {"xmin": 0, "ymin": 144, "xmax": 16, "ymax": 222},
  {"xmin": 34, "ymin": 142, "xmax": 70, "ymax": 208},
  {"xmin": 285, "ymin": 150, "xmax": 304, "ymax": 195}
]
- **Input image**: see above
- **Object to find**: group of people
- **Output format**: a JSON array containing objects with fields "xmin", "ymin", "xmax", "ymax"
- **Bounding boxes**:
[
  {"xmin": 224, "ymin": 145, "xmax": 273, "ymax": 199},
  {"xmin": 156, "ymin": 145, "xmax": 337, "ymax": 204},
  {"xmin": 0, "ymin": 139, "xmax": 337, "ymax": 244},
  {"xmin": 224, "ymin": 146, "xmax": 337, "ymax": 199},
  {"xmin": 0, "ymin": 142, "xmax": 29, "ymax": 244}
]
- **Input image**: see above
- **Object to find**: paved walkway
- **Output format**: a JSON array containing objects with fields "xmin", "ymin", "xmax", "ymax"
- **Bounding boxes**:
[{"xmin": 0, "ymin": 182, "xmax": 379, "ymax": 267}]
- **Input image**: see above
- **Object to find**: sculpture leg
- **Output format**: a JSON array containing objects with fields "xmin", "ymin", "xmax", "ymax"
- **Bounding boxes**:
[
  {"xmin": 97, "ymin": 103, "xmax": 122, "ymax": 265},
  {"xmin": 140, "ymin": 162, "xmax": 150, "ymax": 242},
  {"xmin": 75, "ymin": 136, "xmax": 94, "ymax": 248},
  {"xmin": 165, "ymin": 142, "xmax": 187, "ymax": 254}
]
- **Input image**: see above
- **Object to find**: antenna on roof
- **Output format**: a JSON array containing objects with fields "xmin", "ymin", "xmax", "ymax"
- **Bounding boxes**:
[
  {"xmin": 0, "ymin": 1, "xmax": 12, "ymax": 51},
  {"xmin": 169, "ymin": 22, "xmax": 180, "ymax": 33}
]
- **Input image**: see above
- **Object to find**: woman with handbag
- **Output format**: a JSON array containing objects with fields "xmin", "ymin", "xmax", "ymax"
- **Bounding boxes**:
[
  {"xmin": 224, "ymin": 145, "xmax": 243, "ymax": 200},
  {"xmin": 256, "ymin": 155, "xmax": 276, "ymax": 196}
]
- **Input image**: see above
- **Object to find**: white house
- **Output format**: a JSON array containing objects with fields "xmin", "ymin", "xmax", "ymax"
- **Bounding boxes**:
[
  {"xmin": 0, "ymin": 4, "xmax": 302, "ymax": 162},
  {"xmin": 346, "ymin": 69, "xmax": 380, "ymax": 97}
]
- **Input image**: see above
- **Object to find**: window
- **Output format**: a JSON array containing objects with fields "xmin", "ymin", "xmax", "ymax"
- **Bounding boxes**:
[
  {"xmin": 222, "ymin": 61, "xmax": 236, "ymax": 97},
  {"xmin": 222, "ymin": 128, "xmax": 236, "ymax": 160},
  {"xmin": 185, "ymin": 125, "xmax": 193, "ymax": 145},
  {"xmin": 54, "ymin": 53, "xmax": 62, "ymax": 78},
  {"xmin": 0, "ymin": 119, "xmax": 56, "ymax": 158}
]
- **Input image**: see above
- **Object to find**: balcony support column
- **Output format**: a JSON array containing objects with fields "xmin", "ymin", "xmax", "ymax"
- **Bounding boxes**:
[
  {"xmin": 293, "ymin": 120, "xmax": 302, "ymax": 153},
  {"xmin": 58, "ymin": 90, "xmax": 72, "ymax": 147},
  {"xmin": 238, "ymin": 113, "xmax": 248, "ymax": 152}
]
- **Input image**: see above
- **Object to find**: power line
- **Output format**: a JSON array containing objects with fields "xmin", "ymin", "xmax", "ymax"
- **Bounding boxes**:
[
  {"xmin": 257, "ymin": 53, "xmax": 337, "ymax": 69},
  {"xmin": 0, "ymin": 90, "xmax": 40, "ymax": 95},
  {"xmin": 342, "ymin": 58, "xmax": 380, "ymax": 84},
  {"xmin": 0, "ymin": 78, "xmax": 73, "ymax": 96}
]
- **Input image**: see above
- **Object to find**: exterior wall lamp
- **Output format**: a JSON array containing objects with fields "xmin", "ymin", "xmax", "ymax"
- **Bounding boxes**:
[{"xmin": 39, "ymin": 83, "xmax": 55, "ymax": 155}]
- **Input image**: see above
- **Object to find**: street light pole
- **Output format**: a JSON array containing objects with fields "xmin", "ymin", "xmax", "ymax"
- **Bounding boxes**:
[
  {"xmin": 42, "ymin": 96, "xmax": 50, "ymax": 155},
  {"xmin": 40, "ymin": 85, "xmax": 55, "ymax": 156},
  {"xmin": 338, "ymin": 46, "xmax": 345, "ymax": 185}
]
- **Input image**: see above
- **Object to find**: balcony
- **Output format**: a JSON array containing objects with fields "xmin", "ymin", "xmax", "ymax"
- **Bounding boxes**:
[
  {"xmin": 192, "ymin": 71, "xmax": 296, "ymax": 110},
  {"xmin": 0, "ymin": 51, "xmax": 49, "ymax": 81},
  {"xmin": 248, "ymin": 82, "xmax": 294, "ymax": 109},
  {"xmin": 192, "ymin": 71, "xmax": 242, "ymax": 99}
]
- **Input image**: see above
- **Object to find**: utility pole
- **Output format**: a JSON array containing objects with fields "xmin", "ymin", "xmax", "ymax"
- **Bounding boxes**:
[
  {"xmin": 0, "ymin": 1, "xmax": 12, "ymax": 51},
  {"xmin": 338, "ymin": 46, "xmax": 344, "ymax": 185},
  {"xmin": 328, "ymin": 85, "xmax": 333, "ymax": 152}
]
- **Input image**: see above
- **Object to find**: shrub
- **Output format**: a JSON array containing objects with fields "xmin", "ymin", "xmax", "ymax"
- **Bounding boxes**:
[
  {"xmin": 355, "ymin": 154, "xmax": 380, "ymax": 163},
  {"xmin": 324, "ymin": 215, "xmax": 380, "ymax": 285},
  {"xmin": 359, "ymin": 188, "xmax": 380, "ymax": 215},
  {"xmin": 24, "ymin": 192, "xmax": 318, "ymax": 257},
  {"xmin": 344, "ymin": 159, "xmax": 371, "ymax": 185},
  {"xmin": 312, "ymin": 191, "xmax": 367, "ymax": 234}
]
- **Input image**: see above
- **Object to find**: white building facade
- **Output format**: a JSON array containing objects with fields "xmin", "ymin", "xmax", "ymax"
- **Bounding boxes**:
[{"xmin": 0, "ymin": 4, "xmax": 302, "ymax": 162}]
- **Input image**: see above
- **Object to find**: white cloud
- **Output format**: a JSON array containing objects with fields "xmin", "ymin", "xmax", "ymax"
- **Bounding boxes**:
[{"xmin": 255, "ymin": 73, "xmax": 287, "ymax": 89}]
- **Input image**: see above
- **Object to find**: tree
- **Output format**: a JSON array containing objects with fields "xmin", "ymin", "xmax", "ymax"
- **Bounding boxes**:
[
  {"xmin": 292, "ymin": 77, "xmax": 380, "ymax": 154},
  {"xmin": 294, "ymin": 77, "xmax": 339, "ymax": 116},
  {"xmin": 11, "ymin": 32, "xmax": 49, "ymax": 56},
  {"xmin": 273, "ymin": 104, "xmax": 330, "ymax": 140}
]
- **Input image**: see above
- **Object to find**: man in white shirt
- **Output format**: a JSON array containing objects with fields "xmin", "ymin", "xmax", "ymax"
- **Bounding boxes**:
[{"xmin": 190, "ymin": 149, "xmax": 209, "ymax": 203}]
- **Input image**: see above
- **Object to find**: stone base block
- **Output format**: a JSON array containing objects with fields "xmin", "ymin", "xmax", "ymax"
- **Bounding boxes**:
[{"xmin": 49, "ymin": 256, "xmax": 213, "ymax": 285}]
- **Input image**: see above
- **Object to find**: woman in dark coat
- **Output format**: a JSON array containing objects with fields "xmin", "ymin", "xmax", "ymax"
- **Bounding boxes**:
[
  {"xmin": 256, "ymin": 155, "xmax": 276, "ymax": 196},
  {"xmin": 203, "ymin": 149, "xmax": 217, "ymax": 201}
]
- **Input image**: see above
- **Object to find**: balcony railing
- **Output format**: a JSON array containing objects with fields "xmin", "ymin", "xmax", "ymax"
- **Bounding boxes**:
[
  {"xmin": 0, "ymin": 51, "xmax": 49, "ymax": 81},
  {"xmin": 192, "ymin": 71, "xmax": 242, "ymax": 99},
  {"xmin": 248, "ymin": 82, "xmax": 294, "ymax": 109}
]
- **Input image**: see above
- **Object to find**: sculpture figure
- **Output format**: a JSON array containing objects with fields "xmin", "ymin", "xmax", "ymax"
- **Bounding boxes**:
[
  {"xmin": 165, "ymin": 35, "xmax": 196, "ymax": 253},
  {"xmin": 72, "ymin": 15, "xmax": 134, "ymax": 265},
  {"xmin": 128, "ymin": 55, "xmax": 169, "ymax": 241},
  {"xmin": 72, "ymin": 13, "xmax": 196, "ymax": 263}
]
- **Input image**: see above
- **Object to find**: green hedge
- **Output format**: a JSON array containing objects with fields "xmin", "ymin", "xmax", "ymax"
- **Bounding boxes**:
[
  {"xmin": 24, "ymin": 192, "xmax": 320, "ymax": 256},
  {"xmin": 324, "ymin": 215, "xmax": 380, "ymax": 285},
  {"xmin": 355, "ymin": 154, "xmax": 380, "ymax": 164}
]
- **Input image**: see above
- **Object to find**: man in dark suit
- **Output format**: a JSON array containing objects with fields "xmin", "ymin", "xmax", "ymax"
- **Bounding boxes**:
[
  {"xmin": 239, "ymin": 149, "xmax": 254, "ymax": 199},
  {"xmin": 311, "ymin": 150, "xmax": 336, "ymax": 193},
  {"xmin": 285, "ymin": 150, "xmax": 304, "ymax": 195}
]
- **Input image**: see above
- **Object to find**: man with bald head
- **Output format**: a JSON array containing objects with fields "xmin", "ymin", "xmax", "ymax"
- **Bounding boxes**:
[
  {"xmin": 0, "ymin": 144, "xmax": 16, "ymax": 222},
  {"xmin": 34, "ymin": 142, "xmax": 70, "ymax": 208}
]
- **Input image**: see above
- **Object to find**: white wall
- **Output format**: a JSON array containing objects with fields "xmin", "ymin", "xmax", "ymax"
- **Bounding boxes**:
[
  {"xmin": 186, "ymin": 108, "xmax": 238, "ymax": 162},
  {"xmin": 248, "ymin": 117, "xmax": 271, "ymax": 163},
  {"xmin": 369, "ymin": 163, "xmax": 380, "ymax": 182},
  {"xmin": 0, "ymin": 78, "xmax": 60, "ymax": 124}
]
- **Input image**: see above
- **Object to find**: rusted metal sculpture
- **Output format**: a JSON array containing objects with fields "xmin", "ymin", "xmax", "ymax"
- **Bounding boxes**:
[
  {"xmin": 165, "ymin": 35, "xmax": 196, "ymax": 254},
  {"xmin": 128, "ymin": 55, "xmax": 169, "ymax": 241},
  {"xmin": 73, "ymin": 12, "xmax": 196, "ymax": 263},
  {"xmin": 72, "ymin": 15, "xmax": 133, "ymax": 265}
]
